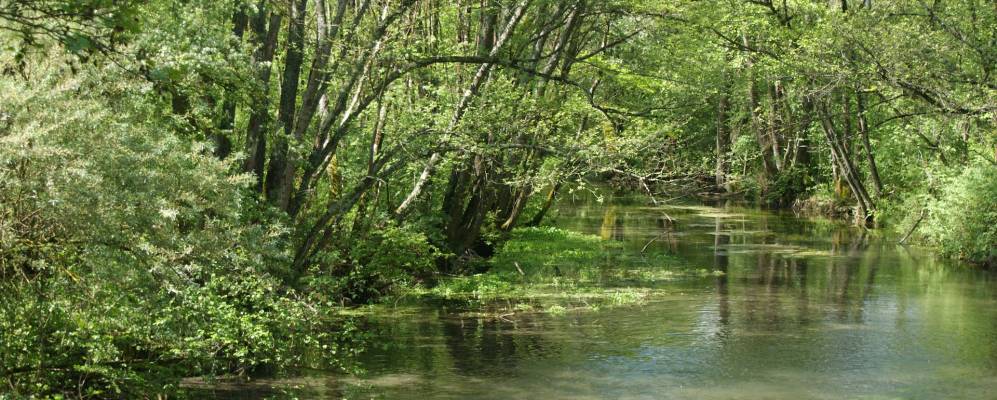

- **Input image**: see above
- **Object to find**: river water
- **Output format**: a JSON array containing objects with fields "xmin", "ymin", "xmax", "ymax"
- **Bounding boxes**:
[{"xmin": 207, "ymin": 196, "xmax": 997, "ymax": 399}]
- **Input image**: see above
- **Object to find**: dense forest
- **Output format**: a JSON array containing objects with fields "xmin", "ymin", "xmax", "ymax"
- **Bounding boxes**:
[{"xmin": 1, "ymin": 0, "xmax": 995, "ymax": 397}]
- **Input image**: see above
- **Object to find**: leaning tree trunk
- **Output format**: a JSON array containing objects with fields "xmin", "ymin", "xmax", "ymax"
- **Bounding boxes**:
[
  {"xmin": 394, "ymin": 0, "xmax": 530, "ymax": 217},
  {"xmin": 526, "ymin": 182, "xmax": 561, "ymax": 227},
  {"xmin": 855, "ymin": 91, "xmax": 884, "ymax": 196},
  {"xmin": 818, "ymin": 101, "xmax": 875, "ymax": 226}
]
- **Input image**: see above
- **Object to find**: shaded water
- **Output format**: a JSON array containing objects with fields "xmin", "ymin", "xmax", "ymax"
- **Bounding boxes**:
[{"xmin": 209, "ymin": 196, "xmax": 997, "ymax": 399}]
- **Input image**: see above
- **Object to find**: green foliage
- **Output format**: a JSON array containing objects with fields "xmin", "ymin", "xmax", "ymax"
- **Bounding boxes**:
[
  {"xmin": 410, "ymin": 227, "xmax": 714, "ymax": 314},
  {"xmin": 763, "ymin": 166, "xmax": 812, "ymax": 207},
  {"xmin": 3, "ymin": 0, "xmax": 996, "ymax": 396},
  {"xmin": 0, "ymin": 0, "xmax": 143, "ymax": 64},
  {"xmin": 921, "ymin": 164, "xmax": 997, "ymax": 265},
  {"xmin": 306, "ymin": 225, "xmax": 439, "ymax": 304},
  {"xmin": 0, "ymin": 58, "xmax": 357, "ymax": 397},
  {"xmin": 490, "ymin": 226, "xmax": 618, "ymax": 270}
]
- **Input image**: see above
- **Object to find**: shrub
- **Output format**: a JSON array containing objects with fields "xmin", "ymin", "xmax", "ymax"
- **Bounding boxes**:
[
  {"xmin": 921, "ymin": 164, "xmax": 997, "ymax": 265},
  {"xmin": 0, "ymin": 58, "xmax": 354, "ymax": 397},
  {"xmin": 306, "ymin": 225, "xmax": 439, "ymax": 304}
]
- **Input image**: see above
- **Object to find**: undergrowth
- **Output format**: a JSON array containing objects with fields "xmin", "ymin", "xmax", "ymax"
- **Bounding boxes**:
[{"xmin": 394, "ymin": 227, "xmax": 724, "ymax": 316}]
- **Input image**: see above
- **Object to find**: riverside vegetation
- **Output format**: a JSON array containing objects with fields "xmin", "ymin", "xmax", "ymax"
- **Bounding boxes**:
[{"xmin": 0, "ymin": 0, "xmax": 995, "ymax": 398}]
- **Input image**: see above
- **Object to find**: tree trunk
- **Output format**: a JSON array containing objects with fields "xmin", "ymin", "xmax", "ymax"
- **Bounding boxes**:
[
  {"xmin": 289, "ymin": 0, "xmax": 416, "ymax": 217},
  {"xmin": 716, "ymin": 79, "xmax": 731, "ymax": 191},
  {"xmin": 265, "ymin": 0, "xmax": 309, "ymax": 210},
  {"xmin": 351, "ymin": 98, "xmax": 389, "ymax": 235},
  {"xmin": 242, "ymin": 4, "xmax": 283, "ymax": 191},
  {"xmin": 818, "ymin": 102, "xmax": 875, "ymax": 225},
  {"xmin": 394, "ymin": 0, "xmax": 530, "ymax": 217},
  {"xmin": 293, "ymin": 158, "xmax": 404, "ymax": 274},
  {"xmin": 855, "ymin": 91, "xmax": 883, "ymax": 196},
  {"xmin": 742, "ymin": 33, "xmax": 777, "ymax": 183},
  {"xmin": 526, "ymin": 182, "xmax": 561, "ymax": 227},
  {"xmin": 769, "ymin": 81, "xmax": 785, "ymax": 171},
  {"xmin": 213, "ymin": 7, "xmax": 249, "ymax": 160},
  {"xmin": 499, "ymin": 185, "xmax": 532, "ymax": 231}
]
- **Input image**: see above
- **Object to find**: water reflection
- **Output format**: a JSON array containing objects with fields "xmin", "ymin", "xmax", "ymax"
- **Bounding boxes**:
[{"xmin": 205, "ymin": 196, "xmax": 997, "ymax": 399}]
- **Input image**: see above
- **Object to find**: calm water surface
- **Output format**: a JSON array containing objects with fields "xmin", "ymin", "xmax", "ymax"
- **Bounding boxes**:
[{"xmin": 210, "ymin": 196, "xmax": 997, "ymax": 399}]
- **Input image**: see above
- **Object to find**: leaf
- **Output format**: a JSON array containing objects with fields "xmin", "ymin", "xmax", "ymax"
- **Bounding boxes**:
[{"xmin": 65, "ymin": 34, "xmax": 93, "ymax": 54}]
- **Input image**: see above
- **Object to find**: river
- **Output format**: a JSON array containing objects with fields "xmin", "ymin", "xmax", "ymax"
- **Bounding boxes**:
[{"xmin": 202, "ymin": 195, "xmax": 997, "ymax": 399}]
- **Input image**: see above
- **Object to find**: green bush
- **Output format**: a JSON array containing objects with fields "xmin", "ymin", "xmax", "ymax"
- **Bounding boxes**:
[
  {"xmin": 922, "ymin": 164, "xmax": 997, "ymax": 265},
  {"xmin": 306, "ymin": 225, "xmax": 439, "ymax": 304},
  {"xmin": 764, "ymin": 166, "xmax": 812, "ymax": 207},
  {"xmin": 0, "ymin": 59, "xmax": 355, "ymax": 397}
]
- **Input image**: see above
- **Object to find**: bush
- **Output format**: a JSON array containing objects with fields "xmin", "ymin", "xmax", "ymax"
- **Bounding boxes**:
[
  {"xmin": 306, "ymin": 225, "xmax": 439, "ymax": 304},
  {"xmin": 921, "ymin": 164, "xmax": 997, "ymax": 265},
  {"xmin": 0, "ymin": 59, "xmax": 354, "ymax": 397},
  {"xmin": 764, "ymin": 166, "xmax": 812, "ymax": 207}
]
